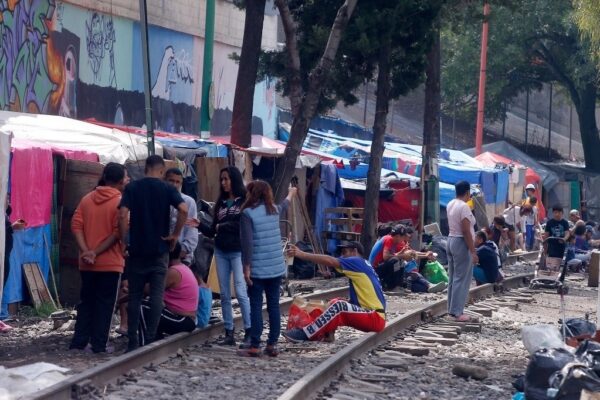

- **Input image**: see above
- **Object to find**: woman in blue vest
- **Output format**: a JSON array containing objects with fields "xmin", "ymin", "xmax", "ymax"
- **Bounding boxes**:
[{"xmin": 237, "ymin": 180, "xmax": 296, "ymax": 357}]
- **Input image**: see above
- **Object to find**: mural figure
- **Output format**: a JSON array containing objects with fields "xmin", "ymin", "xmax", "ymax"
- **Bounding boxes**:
[
  {"xmin": 0, "ymin": 0, "xmax": 62, "ymax": 113},
  {"xmin": 85, "ymin": 12, "xmax": 115, "ymax": 86},
  {"xmin": 58, "ymin": 45, "xmax": 77, "ymax": 117},
  {"xmin": 151, "ymin": 46, "xmax": 193, "ymax": 101}
]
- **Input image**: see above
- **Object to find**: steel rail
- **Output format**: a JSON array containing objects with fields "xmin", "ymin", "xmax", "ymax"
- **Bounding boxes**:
[
  {"xmin": 32, "ymin": 286, "xmax": 349, "ymax": 400},
  {"xmin": 278, "ymin": 273, "xmax": 533, "ymax": 400}
]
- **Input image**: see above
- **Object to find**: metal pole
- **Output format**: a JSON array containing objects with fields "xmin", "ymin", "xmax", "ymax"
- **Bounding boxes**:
[
  {"xmin": 569, "ymin": 104, "xmax": 573, "ymax": 160},
  {"xmin": 474, "ymin": 1, "xmax": 490, "ymax": 155},
  {"xmin": 547, "ymin": 83, "xmax": 553, "ymax": 160},
  {"xmin": 525, "ymin": 88, "xmax": 529, "ymax": 153},
  {"xmin": 200, "ymin": 0, "xmax": 216, "ymax": 138},
  {"xmin": 138, "ymin": 0, "xmax": 155, "ymax": 155},
  {"xmin": 452, "ymin": 98, "xmax": 456, "ymax": 149},
  {"xmin": 363, "ymin": 80, "xmax": 368, "ymax": 129},
  {"xmin": 502, "ymin": 101, "xmax": 506, "ymax": 139}
]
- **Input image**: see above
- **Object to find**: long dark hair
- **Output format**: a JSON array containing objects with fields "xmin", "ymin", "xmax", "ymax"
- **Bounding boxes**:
[
  {"xmin": 242, "ymin": 180, "xmax": 277, "ymax": 215},
  {"xmin": 98, "ymin": 163, "xmax": 126, "ymax": 186},
  {"xmin": 218, "ymin": 166, "xmax": 246, "ymax": 202}
]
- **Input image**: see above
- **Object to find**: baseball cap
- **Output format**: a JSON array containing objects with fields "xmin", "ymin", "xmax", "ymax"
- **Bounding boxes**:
[
  {"xmin": 391, "ymin": 224, "xmax": 414, "ymax": 236},
  {"xmin": 570, "ymin": 209, "xmax": 579, "ymax": 215},
  {"xmin": 525, "ymin": 184, "xmax": 535, "ymax": 190},
  {"xmin": 337, "ymin": 241, "xmax": 364, "ymax": 255}
]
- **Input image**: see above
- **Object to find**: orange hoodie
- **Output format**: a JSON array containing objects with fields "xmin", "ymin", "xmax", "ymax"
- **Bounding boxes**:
[{"xmin": 71, "ymin": 186, "xmax": 124, "ymax": 273}]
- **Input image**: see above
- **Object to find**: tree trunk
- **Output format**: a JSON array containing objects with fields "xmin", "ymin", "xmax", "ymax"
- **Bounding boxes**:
[
  {"xmin": 360, "ymin": 40, "xmax": 391, "ymax": 254},
  {"xmin": 575, "ymin": 83, "xmax": 600, "ymax": 172},
  {"xmin": 272, "ymin": 0, "xmax": 358, "ymax": 202},
  {"xmin": 230, "ymin": 0, "xmax": 267, "ymax": 147},
  {"xmin": 421, "ymin": 27, "xmax": 441, "ymax": 230}
]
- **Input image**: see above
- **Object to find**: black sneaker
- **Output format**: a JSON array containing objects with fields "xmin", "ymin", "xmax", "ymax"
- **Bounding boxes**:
[{"xmin": 282, "ymin": 328, "xmax": 309, "ymax": 343}]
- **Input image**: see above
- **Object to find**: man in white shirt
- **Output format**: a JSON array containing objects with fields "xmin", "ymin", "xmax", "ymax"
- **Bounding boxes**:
[
  {"xmin": 165, "ymin": 168, "xmax": 198, "ymax": 266},
  {"xmin": 446, "ymin": 181, "xmax": 477, "ymax": 323}
]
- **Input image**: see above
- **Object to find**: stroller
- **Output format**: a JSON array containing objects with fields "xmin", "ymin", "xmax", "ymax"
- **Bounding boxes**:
[{"xmin": 529, "ymin": 236, "xmax": 570, "ymax": 294}]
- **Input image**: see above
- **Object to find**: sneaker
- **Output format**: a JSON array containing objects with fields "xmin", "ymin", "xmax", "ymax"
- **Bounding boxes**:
[
  {"xmin": 237, "ymin": 346, "xmax": 261, "ymax": 357},
  {"xmin": 264, "ymin": 344, "xmax": 279, "ymax": 357},
  {"xmin": 428, "ymin": 282, "xmax": 447, "ymax": 294},
  {"xmin": 0, "ymin": 320, "xmax": 13, "ymax": 333},
  {"xmin": 217, "ymin": 329, "xmax": 236, "ymax": 346},
  {"xmin": 282, "ymin": 328, "xmax": 309, "ymax": 343}
]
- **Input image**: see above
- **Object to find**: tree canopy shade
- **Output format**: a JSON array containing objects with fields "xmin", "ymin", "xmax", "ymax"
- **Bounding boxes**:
[{"xmin": 441, "ymin": 0, "xmax": 600, "ymax": 171}]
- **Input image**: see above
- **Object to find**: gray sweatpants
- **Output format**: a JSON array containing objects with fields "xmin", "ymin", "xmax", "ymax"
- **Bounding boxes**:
[{"xmin": 446, "ymin": 237, "xmax": 473, "ymax": 316}]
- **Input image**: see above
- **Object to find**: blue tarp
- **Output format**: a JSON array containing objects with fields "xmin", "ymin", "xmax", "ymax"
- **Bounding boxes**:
[
  {"xmin": 155, "ymin": 137, "xmax": 228, "ymax": 158},
  {"xmin": 1, "ymin": 225, "xmax": 52, "ymax": 318}
]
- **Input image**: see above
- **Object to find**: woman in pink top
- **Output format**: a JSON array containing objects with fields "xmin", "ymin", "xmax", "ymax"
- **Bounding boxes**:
[{"xmin": 139, "ymin": 243, "xmax": 198, "ymax": 342}]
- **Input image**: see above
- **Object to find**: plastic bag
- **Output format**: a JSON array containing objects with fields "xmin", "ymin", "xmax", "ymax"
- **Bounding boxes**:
[
  {"xmin": 550, "ymin": 363, "xmax": 600, "ymax": 400},
  {"xmin": 286, "ymin": 297, "xmax": 326, "ymax": 330},
  {"xmin": 525, "ymin": 348, "xmax": 577, "ymax": 400},
  {"xmin": 422, "ymin": 261, "xmax": 449, "ymax": 284},
  {"xmin": 522, "ymin": 325, "xmax": 569, "ymax": 355},
  {"xmin": 563, "ymin": 318, "xmax": 597, "ymax": 339}
]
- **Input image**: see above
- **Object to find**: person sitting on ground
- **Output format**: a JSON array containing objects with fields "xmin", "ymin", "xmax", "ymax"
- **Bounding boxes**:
[
  {"xmin": 369, "ymin": 225, "xmax": 414, "ymax": 291},
  {"xmin": 283, "ymin": 241, "xmax": 386, "ymax": 342},
  {"xmin": 391, "ymin": 230, "xmax": 447, "ymax": 294},
  {"xmin": 586, "ymin": 225, "xmax": 600, "ymax": 249},
  {"xmin": 473, "ymin": 231, "xmax": 503, "ymax": 285},
  {"xmin": 137, "ymin": 243, "xmax": 198, "ymax": 342},
  {"xmin": 489, "ymin": 215, "xmax": 513, "ymax": 256},
  {"xmin": 543, "ymin": 205, "xmax": 570, "ymax": 261}
]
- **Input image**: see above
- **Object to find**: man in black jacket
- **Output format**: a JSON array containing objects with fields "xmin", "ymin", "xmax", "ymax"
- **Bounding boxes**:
[{"xmin": 473, "ymin": 230, "xmax": 502, "ymax": 285}]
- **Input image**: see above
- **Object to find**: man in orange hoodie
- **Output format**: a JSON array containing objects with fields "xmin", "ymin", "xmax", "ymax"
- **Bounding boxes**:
[{"xmin": 69, "ymin": 163, "xmax": 129, "ymax": 353}]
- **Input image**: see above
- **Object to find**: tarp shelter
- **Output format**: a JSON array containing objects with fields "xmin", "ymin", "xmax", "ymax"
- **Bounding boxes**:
[
  {"xmin": 0, "ymin": 110, "xmax": 155, "ymax": 163},
  {"xmin": 539, "ymin": 162, "xmax": 600, "ymax": 221},
  {"xmin": 475, "ymin": 151, "xmax": 541, "ymax": 187},
  {"xmin": 464, "ymin": 141, "xmax": 560, "ymax": 190},
  {"xmin": 0, "ymin": 131, "xmax": 10, "ymax": 302}
]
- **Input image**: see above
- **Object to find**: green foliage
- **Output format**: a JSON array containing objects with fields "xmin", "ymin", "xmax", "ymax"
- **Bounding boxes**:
[
  {"xmin": 20, "ymin": 302, "xmax": 58, "ymax": 318},
  {"xmin": 258, "ymin": 0, "xmax": 443, "ymax": 115},
  {"xmin": 441, "ymin": 0, "xmax": 597, "ymax": 123}
]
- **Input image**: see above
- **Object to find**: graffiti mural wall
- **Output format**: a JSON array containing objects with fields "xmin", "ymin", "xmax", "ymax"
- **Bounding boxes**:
[{"xmin": 0, "ymin": 0, "xmax": 276, "ymax": 136}]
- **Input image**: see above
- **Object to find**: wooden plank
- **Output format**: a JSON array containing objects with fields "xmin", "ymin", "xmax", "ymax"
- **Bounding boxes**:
[
  {"xmin": 195, "ymin": 157, "xmax": 228, "ymax": 202},
  {"xmin": 324, "ymin": 207, "xmax": 364, "ymax": 215},
  {"xmin": 23, "ymin": 264, "xmax": 43, "ymax": 307},
  {"xmin": 327, "ymin": 218, "xmax": 364, "ymax": 226}
]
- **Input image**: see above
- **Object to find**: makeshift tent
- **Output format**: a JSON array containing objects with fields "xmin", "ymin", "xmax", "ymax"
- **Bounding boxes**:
[
  {"xmin": 0, "ymin": 131, "xmax": 10, "ymax": 302},
  {"xmin": 0, "ymin": 110, "xmax": 155, "ymax": 163},
  {"xmin": 464, "ymin": 141, "xmax": 560, "ymax": 190},
  {"xmin": 476, "ymin": 151, "xmax": 541, "ymax": 186},
  {"xmin": 290, "ymin": 127, "xmax": 508, "ymax": 209}
]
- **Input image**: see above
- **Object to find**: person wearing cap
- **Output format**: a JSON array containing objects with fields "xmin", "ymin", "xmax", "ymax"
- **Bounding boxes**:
[
  {"xmin": 446, "ymin": 181, "xmax": 478, "ymax": 323},
  {"xmin": 282, "ymin": 241, "xmax": 386, "ymax": 342},
  {"xmin": 522, "ymin": 196, "xmax": 540, "ymax": 251},
  {"xmin": 369, "ymin": 224, "xmax": 414, "ymax": 291},
  {"xmin": 523, "ymin": 183, "xmax": 546, "ymax": 222},
  {"xmin": 569, "ymin": 209, "xmax": 581, "ymax": 227}
]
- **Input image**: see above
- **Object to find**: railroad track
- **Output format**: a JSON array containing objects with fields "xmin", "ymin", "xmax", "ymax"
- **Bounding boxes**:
[
  {"xmin": 32, "ymin": 273, "xmax": 533, "ymax": 400},
  {"xmin": 32, "ymin": 286, "xmax": 349, "ymax": 400},
  {"xmin": 278, "ymin": 273, "xmax": 533, "ymax": 400}
]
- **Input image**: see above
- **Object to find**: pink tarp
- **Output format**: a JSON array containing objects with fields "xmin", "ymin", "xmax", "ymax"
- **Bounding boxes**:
[{"xmin": 10, "ymin": 140, "xmax": 53, "ymax": 227}]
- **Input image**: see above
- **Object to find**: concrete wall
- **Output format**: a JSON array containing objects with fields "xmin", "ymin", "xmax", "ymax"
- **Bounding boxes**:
[{"xmin": 0, "ymin": 0, "xmax": 278, "ymax": 136}]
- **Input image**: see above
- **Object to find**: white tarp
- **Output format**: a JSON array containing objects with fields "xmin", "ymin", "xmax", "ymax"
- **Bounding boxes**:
[
  {"xmin": 0, "ymin": 130, "xmax": 10, "ymax": 303},
  {"xmin": 0, "ymin": 362, "xmax": 70, "ymax": 399},
  {"xmin": 0, "ymin": 110, "xmax": 161, "ymax": 164}
]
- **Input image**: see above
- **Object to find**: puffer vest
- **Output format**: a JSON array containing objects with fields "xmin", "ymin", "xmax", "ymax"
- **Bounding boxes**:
[{"xmin": 243, "ymin": 204, "xmax": 286, "ymax": 279}]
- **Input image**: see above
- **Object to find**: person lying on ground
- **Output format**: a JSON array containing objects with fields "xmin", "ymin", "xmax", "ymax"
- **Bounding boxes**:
[
  {"xmin": 473, "ymin": 230, "xmax": 503, "ymax": 285},
  {"xmin": 282, "ymin": 241, "xmax": 386, "ymax": 342}
]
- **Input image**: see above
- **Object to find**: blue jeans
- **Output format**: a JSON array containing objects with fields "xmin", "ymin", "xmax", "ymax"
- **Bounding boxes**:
[
  {"xmin": 214, "ymin": 249, "xmax": 251, "ymax": 330},
  {"xmin": 248, "ymin": 276, "xmax": 282, "ymax": 348},
  {"xmin": 525, "ymin": 225, "xmax": 534, "ymax": 251}
]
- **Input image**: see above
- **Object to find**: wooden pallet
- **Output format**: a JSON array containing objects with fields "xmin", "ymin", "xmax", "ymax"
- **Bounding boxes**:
[
  {"xmin": 322, "ymin": 207, "xmax": 364, "ymax": 249},
  {"xmin": 23, "ymin": 263, "xmax": 56, "ymax": 308}
]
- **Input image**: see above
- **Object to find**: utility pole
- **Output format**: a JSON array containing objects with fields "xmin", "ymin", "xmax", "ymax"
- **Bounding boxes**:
[
  {"xmin": 138, "ymin": 0, "xmax": 155, "ymax": 155},
  {"xmin": 200, "ymin": 0, "xmax": 216, "ymax": 139},
  {"xmin": 569, "ymin": 104, "xmax": 573, "ymax": 160},
  {"xmin": 525, "ymin": 88, "xmax": 529, "ymax": 153},
  {"xmin": 474, "ymin": 1, "xmax": 490, "ymax": 155},
  {"xmin": 547, "ymin": 83, "xmax": 553, "ymax": 160}
]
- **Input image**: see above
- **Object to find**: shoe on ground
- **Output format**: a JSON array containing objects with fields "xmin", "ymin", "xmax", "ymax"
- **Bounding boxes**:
[
  {"xmin": 428, "ymin": 282, "xmax": 447, "ymax": 294},
  {"xmin": 0, "ymin": 320, "xmax": 13, "ymax": 333},
  {"xmin": 283, "ymin": 328, "xmax": 309, "ymax": 343},
  {"xmin": 237, "ymin": 346, "xmax": 261, "ymax": 357},
  {"xmin": 264, "ymin": 344, "xmax": 279, "ymax": 357},
  {"xmin": 450, "ymin": 314, "xmax": 476, "ymax": 323}
]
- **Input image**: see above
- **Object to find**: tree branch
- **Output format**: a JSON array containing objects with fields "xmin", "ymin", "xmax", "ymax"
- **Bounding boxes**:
[
  {"xmin": 274, "ymin": 0, "xmax": 303, "ymax": 117},
  {"xmin": 532, "ymin": 42, "xmax": 581, "ymax": 108}
]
